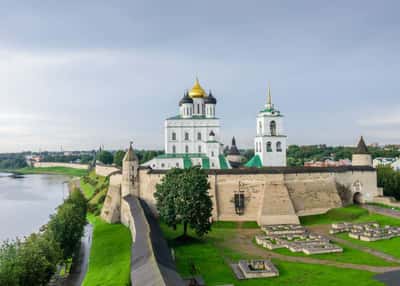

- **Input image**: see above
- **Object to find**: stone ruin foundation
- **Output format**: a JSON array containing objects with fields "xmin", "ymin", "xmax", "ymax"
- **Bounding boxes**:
[
  {"xmin": 231, "ymin": 260, "xmax": 279, "ymax": 279},
  {"xmin": 330, "ymin": 222, "xmax": 400, "ymax": 242},
  {"xmin": 255, "ymin": 224, "xmax": 343, "ymax": 255}
]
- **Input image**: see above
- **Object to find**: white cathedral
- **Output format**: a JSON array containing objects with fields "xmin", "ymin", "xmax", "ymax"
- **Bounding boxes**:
[{"xmin": 144, "ymin": 78, "xmax": 287, "ymax": 170}]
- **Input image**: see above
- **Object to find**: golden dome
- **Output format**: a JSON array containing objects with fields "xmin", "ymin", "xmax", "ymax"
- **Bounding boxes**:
[{"xmin": 188, "ymin": 78, "xmax": 206, "ymax": 98}]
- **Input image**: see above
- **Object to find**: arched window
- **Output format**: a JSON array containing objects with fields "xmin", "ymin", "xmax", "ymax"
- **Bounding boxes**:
[
  {"xmin": 185, "ymin": 145, "xmax": 189, "ymax": 153},
  {"xmin": 172, "ymin": 145, "xmax": 176, "ymax": 154},
  {"xmin": 198, "ymin": 145, "xmax": 202, "ymax": 153},
  {"xmin": 276, "ymin": 142, "xmax": 282, "ymax": 152},
  {"xmin": 211, "ymin": 151, "xmax": 214, "ymax": 157},
  {"xmin": 197, "ymin": 132, "xmax": 202, "ymax": 140},
  {"xmin": 172, "ymin": 132, "xmax": 176, "ymax": 141},
  {"xmin": 184, "ymin": 132, "xmax": 189, "ymax": 140},
  {"xmin": 266, "ymin": 142, "xmax": 272, "ymax": 152},
  {"xmin": 197, "ymin": 104, "xmax": 200, "ymax": 114},
  {"xmin": 258, "ymin": 121, "xmax": 262, "ymax": 134},
  {"xmin": 270, "ymin": 121, "xmax": 277, "ymax": 136}
]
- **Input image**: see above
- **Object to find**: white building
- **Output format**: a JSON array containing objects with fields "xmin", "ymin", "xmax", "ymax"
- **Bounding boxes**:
[
  {"xmin": 144, "ymin": 79, "xmax": 230, "ymax": 170},
  {"xmin": 246, "ymin": 86, "xmax": 287, "ymax": 167}
]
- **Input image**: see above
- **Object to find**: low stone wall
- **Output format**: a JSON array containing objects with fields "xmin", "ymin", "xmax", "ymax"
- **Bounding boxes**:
[
  {"xmin": 95, "ymin": 165, "xmax": 121, "ymax": 177},
  {"xmin": 33, "ymin": 162, "xmax": 89, "ymax": 170},
  {"xmin": 122, "ymin": 195, "xmax": 185, "ymax": 286}
]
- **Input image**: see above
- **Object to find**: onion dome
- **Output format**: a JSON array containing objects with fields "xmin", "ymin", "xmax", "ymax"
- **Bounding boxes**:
[
  {"xmin": 188, "ymin": 78, "xmax": 206, "ymax": 98},
  {"xmin": 204, "ymin": 90, "xmax": 217, "ymax": 104},
  {"xmin": 355, "ymin": 136, "xmax": 369, "ymax": 154},
  {"xmin": 179, "ymin": 91, "xmax": 193, "ymax": 106}
]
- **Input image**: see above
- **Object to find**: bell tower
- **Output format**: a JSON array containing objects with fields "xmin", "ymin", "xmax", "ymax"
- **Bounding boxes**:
[{"xmin": 254, "ymin": 85, "xmax": 287, "ymax": 167}]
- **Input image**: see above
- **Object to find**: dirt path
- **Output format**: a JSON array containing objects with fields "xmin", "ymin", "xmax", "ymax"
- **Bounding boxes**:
[
  {"xmin": 362, "ymin": 204, "xmax": 400, "ymax": 219},
  {"xmin": 220, "ymin": 229, "xmax": 400, "ymax": 274}
]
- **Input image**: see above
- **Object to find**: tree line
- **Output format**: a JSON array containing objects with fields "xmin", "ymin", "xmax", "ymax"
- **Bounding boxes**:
[
  {"xmin": 377, "ymin": 165, "xmax": 400, "ymax": 200},
  {"xmin": 0, "ymin": 189, "xmax": 87, "ymax": 286}
]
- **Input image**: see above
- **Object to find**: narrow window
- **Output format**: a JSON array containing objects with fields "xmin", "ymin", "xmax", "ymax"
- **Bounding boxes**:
[
  {"xmin": 211, "ymin": 151, "xmax": 214, "ymax": 157},
  {"xmin": 270, "ymin": 121, "xmax": 276, "ymax": 136},
  {"xmin": 197, "ymin": 132, "xmax": 201, "ymax": 140},
  {"xmin": 185, "ymin": 145, "xmax": 189, "ymax": 153},
  {"xmin": 172, "ymin": 132, "xmax": 176, "ymax": 141},
  {"xmin": 267, "ymin": 142, "xmax": 272, "ymax": 152},
  {"xmin": 258, "ymin": 121, "xmax": 262, "ymax": 134},
  {"xmin": 185, "ymin": 132, "xmax": 189, "ymax": 140},
  {"xmin": 197, "ymin": 104, "xmax": 200, "ymax": 114},
  {"xmin": 276, "ymin": 142, "xmax": 282, "ymax": 152},
  {"xmin": 198, "ymin": 145, "xmax": 202, "ymax": 153},
  {"xmin": 172, "ymin": 145, "xmax": 176, "ymax": 154}
]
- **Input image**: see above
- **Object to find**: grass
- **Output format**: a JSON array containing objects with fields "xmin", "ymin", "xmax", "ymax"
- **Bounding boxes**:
[
  {"xmin": 161, "ymin": 222, "xmax": 383, "ymax": 286},
  {"xmin": 82, "ymin": 214, "xmax": 131, "ymax": 286},
  {"xmin": 80, "ymin": 171, "xmax": 108, "ymax": 200},
  {"xmin": 367, "ymin": 202, "xmax": 400, "ymax": 211},
  {"xmin": 212, "ymin": 221, "xmax": 259, "ymax": 229},
  {"xmin": 8, "ymin": 166, "xmax": 88, "ymax": 177},
  {"xmin": 270, "ymin": 243, "xmax": 396, "ymax": 266},
  {"xmin": 300, "ymin": 205, "xmax": 369, "ymax": 225}
]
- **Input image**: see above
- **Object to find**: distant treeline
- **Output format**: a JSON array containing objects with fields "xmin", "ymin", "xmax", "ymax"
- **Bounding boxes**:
[
  {"xmin": 0, "ymin": 154, "xmax": 27, "ymax": 169},
  {"xmin": 0, "ymin": 189, "xmax": 87, "ymax": 285}
]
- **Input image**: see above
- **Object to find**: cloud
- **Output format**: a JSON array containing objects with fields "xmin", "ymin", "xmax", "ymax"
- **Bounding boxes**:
[{"xmin": 357, "ymin": 106, "xmax": 400, "ymax": 127}]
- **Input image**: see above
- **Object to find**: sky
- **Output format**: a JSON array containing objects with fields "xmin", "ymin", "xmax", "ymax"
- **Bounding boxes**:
[{"xmin": 1, "ymin": 0, "xmax": 400, "ymax": 152}]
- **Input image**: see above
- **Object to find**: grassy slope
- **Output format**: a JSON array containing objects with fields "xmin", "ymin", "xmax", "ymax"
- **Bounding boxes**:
[
  {"xmin": 300, "ymin": 205, "xmax": 368, "ymax": 226},
  {"xmin": 80, "ymin": 172, "xmax": 107, "ymax": 200},
  {"xmin": 161, "ymin": 223, "xmax": 382, "ymax": 286},
  {"xmin": 10, "ymin": 166, "xmax": 88, "ymax": 177},
  {"xmin": 82, "ymin": 214, "xmax": 131, "ymax": 286}
]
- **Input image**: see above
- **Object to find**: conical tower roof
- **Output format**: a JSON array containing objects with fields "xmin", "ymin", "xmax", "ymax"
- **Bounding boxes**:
[
  {"xmin": 123, "ymin": 142, "xmax": 138, "ymax": 161},
  {"xmin": 355, "ymin": 136, "xmax": 369, "ymax": 154}
]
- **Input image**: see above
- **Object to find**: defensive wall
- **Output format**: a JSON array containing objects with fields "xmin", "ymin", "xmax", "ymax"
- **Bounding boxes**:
[
  {"xmin": 137, "ymin": 166, "xmax": 379, "ymax": 225},
  {"xmin": 33, "ymin": 162, "xmax": 89, "ymax": 170},
  {"xmin": 95, "ymin": 164, "xmax": 121, "ymax": 177}
]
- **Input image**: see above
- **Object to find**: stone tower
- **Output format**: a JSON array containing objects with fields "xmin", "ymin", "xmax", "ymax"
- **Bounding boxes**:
[
  {"xmin": 352, "ymin": 136, "xmax": 372, "ymax": 167},
  {"xmin": 122, "ymin": 142, "xmax": 139, "ymax": 197},
  {"xmin": 254, "ymin": 85, "xmax": 287, "ymax": 167}
]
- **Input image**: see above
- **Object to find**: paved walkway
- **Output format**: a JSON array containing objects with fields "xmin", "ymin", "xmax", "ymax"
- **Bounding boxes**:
[{"xmin": 362, "ymin": 204, "xmax": 400, "ymax": 219}]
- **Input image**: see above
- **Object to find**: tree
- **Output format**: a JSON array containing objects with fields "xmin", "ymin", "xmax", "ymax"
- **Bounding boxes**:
[
  {"xmin": 113, "ymin": 150, "xmax": 126, "ymax": 167},
  {"xmin": 96, "ymin": 150, "xmax": 114, "ymax": 165},
  {"xmin": 377, "ymin": 165, "xmax": 400, "ymax": 200},
  {"xmin": 47, "ymin": 195, "xmax": 87, "ymax": 261},
  {"xmin": 0, "ymin": 240, "xmax": 20, "ymax": 286},
  {"xmin": 155, "ymin": 167, "xmax": 213, "ymax": 237}
]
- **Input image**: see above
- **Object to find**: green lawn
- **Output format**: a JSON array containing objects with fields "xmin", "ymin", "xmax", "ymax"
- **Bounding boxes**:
[
  {"xmin": 271, "ymin": 243, "xmax": 396, "ymax": 266},
  {"xmin": 10, "ymin": 166, "xmax": 88, "ymax": 177},
  {"xmin": 161, "ymin": 223, "xmax": 383, "ymax": 286},
  {"xmin": 82, "ymin": 215, "xmax": 131, "ymax": 286},
  {"xmin": 300, "ymin": 205, "xmax": 368, "ymax": 225},
  {"xmin": 211, "ymin": 221, "xmax": 259, "ymax": 229}
]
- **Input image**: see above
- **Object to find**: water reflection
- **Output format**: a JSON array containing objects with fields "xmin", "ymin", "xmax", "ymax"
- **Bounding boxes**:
[{"xmin": 0, "ymin": 172, "xmax": 69, "ymax": 241}]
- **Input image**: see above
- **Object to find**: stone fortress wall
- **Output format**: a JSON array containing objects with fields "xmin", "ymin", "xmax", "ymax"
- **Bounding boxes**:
[
  {"xmin": 33, "ymin": 162, "xmax": 89, "ymax": 170},
  {"xmin": 103, "ymin": 166, "xmax": 381, "ymax": 226}
]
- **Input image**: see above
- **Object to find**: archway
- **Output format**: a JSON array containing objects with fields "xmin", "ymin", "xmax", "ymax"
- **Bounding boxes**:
[{"xmin": 353, "ymin": 192, "xmax": 363, "ymax": 204}]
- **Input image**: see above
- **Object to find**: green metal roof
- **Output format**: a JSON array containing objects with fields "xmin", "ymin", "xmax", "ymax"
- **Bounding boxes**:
[
  {"xmin": 202, "ymin": 157, "xmax": 210, "ymax": 169},
  {"xmin": 245, "ymin": 154, "xmax": 262, "ymax": 168},
  {"xmin": 218, "ymin": 155, "xmax": 229, "ymax": 169}
]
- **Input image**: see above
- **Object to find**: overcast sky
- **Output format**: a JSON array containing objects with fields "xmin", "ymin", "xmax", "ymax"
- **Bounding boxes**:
[{"xmin": 1, "ymin": 0, "xmax": 399, "ymax": 152}]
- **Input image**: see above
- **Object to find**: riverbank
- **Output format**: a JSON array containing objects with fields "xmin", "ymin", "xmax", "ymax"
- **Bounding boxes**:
[{"xmin": 0, "ymin": 167, "xmax": 88, "ymax": 177}]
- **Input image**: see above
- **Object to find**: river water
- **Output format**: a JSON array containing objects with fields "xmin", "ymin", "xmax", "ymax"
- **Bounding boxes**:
[{"xmin": 0, "ymin": 172, "xmax": 69, "ymax": 241}]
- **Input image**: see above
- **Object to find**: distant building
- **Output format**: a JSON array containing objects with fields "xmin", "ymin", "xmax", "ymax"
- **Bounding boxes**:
[
  {"xmin": 304, "ymin": 159, "xmax": 351, "ymax": 167},
  {"xmin": 373, "ymin": 157, "xmax": 397, "ymax": 168}
]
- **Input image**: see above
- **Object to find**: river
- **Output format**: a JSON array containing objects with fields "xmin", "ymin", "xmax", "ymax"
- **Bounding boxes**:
[{"xmin": 0, "ymin": 172, "xmax": 69, "ymax": 241}]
